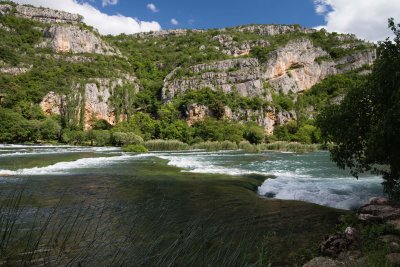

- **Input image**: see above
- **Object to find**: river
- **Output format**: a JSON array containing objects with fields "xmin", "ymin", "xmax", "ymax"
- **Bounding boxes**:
[{"xmin": 0, "ymin": 145, "xmax": 384, "ymax": 265}]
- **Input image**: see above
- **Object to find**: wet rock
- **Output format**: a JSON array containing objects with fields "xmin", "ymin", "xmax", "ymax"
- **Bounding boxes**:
[{"xmin": 302, "ymin": 256, "xmax": 343, "ymax": 267}]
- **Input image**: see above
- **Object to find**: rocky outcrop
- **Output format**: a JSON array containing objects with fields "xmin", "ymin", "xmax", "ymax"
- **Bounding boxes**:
[
  {"xmin": 38, "ymin": 25, "xmax": 120, "ymax": 55},
  {"xmin": 335, "ymin": 50, "xmax": 376, "ymax": 72},
  {"xmin": 236, "ymin": 24, "xmax": 316, "ymax": 36},
  {"xmin": 0, "ymin": 4, "xmax": 12, "ymax": 16},
  {"xmin": 185, "ymin": 103, "xmax": 211, "ymax": 126},
  {"xmin": 133, "ymin": 29, "xmax": 205, "ymax": 39},
  {"xmin": 358, "ymin": 197, "xmax": 400, "ymax": 229},
  {"xmin": 162, "ymin": 58, "xmax": 270, "ymax": 102},
  {"xmin": 212, "ymin": 34, "xmax": 269, "ymax": 57},
  {"xmin": 40, "ymin": 75, "xmax": 139, "ymax": 129},
  {"xmin": 15, "ymin": 5, "xmax": 82, "ymax": 24},
  {"xmin": 185, "ymin": 103, "xmax": 294, "ymax": 134},
  {"xmin": 0, "ymin": 65, "xmax": 32, "ymax": 75},
  {"xmin": 263, "ymin": 39, "xmax": 337, "ymax": 94}
]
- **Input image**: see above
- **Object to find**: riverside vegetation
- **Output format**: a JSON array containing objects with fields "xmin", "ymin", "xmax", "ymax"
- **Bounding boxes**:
[
  {"xmin": 1, "ymin": 2, "xmax": 399, "ymax": 266},
  {"xmin": 0, "ymin": 1, "xmax": 376, "ymax": 153}
]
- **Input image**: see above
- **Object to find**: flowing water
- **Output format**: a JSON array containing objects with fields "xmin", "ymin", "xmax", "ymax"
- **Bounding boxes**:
[
  {"xmin": 0, "ymin": 145, "xmax": 383, "ymax": 209},
  {"xmin": 0, "ymin": 145, "xmax": 385, "ymax": 265}
]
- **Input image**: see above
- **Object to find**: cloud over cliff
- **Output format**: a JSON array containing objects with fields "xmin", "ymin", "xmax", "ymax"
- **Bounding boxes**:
[
  {"xmin": 13, "ymin": 0, "xmax": 161, "ymax": 35},
  {"xmin": 314, "ymin": 0, "xmax": 400, "ymax": 41}
]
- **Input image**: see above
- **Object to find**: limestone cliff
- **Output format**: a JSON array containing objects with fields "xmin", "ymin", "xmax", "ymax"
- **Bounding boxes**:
[
  {"xmin": 40, "ymin": 75, "xmax": 139, "ymax": 130},
  {"xmin": 236, "ymin": 24, "xmax": 316, "ymax": 36},
  {"xmin": 162, "ymin": 38, "xmax": 375, "ymax": 133},
  {"xmin": 14, "ymin": 5, "xmax": 82, "ymax": 24},
  {"xmin": 162, "ymin": 58, "xmax": 270, "ymax": 102},
  {"xmin": 38, "ymin": 25, "xmax": 120, "ymax": 55}
]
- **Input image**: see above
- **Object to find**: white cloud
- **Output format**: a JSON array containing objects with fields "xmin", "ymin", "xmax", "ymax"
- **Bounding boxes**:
[
  {"xmin": 102, "ymin": 0, "xmax": 118, "ymax": 7},
  {"xmin": 146, "ymin": 3, "xmax": 158, "ymax": 13},
  {"xmin": 314, "ymin": 0, "xmax": 400, "ymax": 42},
  {"xmin": 13, "ymin": 0, "xmax": 161, "ymax": 35},
  {"xmin": 170, "ymin": 18, "xmax": 178, "ymax": 25}
]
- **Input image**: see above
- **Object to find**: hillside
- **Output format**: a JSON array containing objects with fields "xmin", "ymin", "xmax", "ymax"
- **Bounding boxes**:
[{"xmin": 0, "ymin": 1, "xmax": 376, "ymax": 145}]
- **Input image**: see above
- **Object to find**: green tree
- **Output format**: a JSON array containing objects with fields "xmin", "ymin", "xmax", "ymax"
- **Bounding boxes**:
[
  {"xmin": 244, "ymin": 122, "xmax": 265, "ymax": 144},
  {"xmin": 317, "ymin": 19, "xmax": 400, "ymax": 198}
]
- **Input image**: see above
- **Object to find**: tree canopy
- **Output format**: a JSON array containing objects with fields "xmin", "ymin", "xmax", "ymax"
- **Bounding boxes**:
[{"xmin": 318, "ymin": 19, "xmax": 400, "ymax": 198}]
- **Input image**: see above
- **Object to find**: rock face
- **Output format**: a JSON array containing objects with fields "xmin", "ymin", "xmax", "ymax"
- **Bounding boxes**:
[
  {"xmin": 162, "ymin": 37, "xmax": 375, "ymax": 133},
  {"xmin": 264, "ymin": 39, "xmax": 337, "ymax": 94},
  {"xmin": 15, "ymin": 5, "xmax": 82, "ymax": 24},
  {"xmin": 236, "ymin": 24, "xmax": 316, "ymax": 36},
  {"xmin": 185, "ymin": 104, "xmax": 294, "ymax": 135},
  {"xmin": 162, "ymin": 58, "xmax": 269, "ymax": 102},
  {"xmin": 133, "ymin": 29, "xmax": 205, "ymax": 39},
  {"xmin": 0, "ymin": 4, "xmax": 12, "ymax": 16},
  {"xmin": 40, "ymin": 75, "xmax": 139, "ymax": 129},
  {"xmin": 212, "ymin": 34, "xmax": 269, "ymax": 57},
  {"xmin": 0, "ymin": 66, "xmax": 32, "ymax": 75},
  {"xmin": 38, "ymin": 25, "xmax": 119, "ymax": 55}
]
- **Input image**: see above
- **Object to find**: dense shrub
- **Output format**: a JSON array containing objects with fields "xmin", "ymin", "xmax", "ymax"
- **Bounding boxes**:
[
  {"xmin": 122, "ymin": 144, "xmax": 148, "ymax": 153},
  {"xmin": 112, "ymin": 132, "xmax": 144, "ymax": 146}
]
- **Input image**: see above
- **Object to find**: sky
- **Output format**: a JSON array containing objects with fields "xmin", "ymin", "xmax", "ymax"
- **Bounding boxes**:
[{"xmin": 12, "ymin": 0, "xmax": 400, "ymax": 41}]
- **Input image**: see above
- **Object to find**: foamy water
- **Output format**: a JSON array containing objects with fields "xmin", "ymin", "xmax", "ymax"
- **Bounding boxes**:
[
  {"xmin": 0, "ymin": 146, "xmax": 384, "ymax": 210},
  {"xmin": 154, "ymin": 151, "xmax": 384, "ymax": 210}
]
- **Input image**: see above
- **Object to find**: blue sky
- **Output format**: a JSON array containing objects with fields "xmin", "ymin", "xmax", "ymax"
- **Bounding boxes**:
[
  {"xmin": 95, "ymin": 0, "xmax": 326, "ymax": 30},
  {"xmin": 13, "ymin": 0, "xmax": 400, "ymax": 41}
]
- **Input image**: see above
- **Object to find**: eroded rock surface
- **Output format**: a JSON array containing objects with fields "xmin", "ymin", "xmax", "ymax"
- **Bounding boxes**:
[
  {"xmin": 15, "ymin": 5, "xmax": 82, "ymax": 24},
  {"xmin": 162, "ymin": 58, "xmax": 269, "ymax": 102},
  {"xmin": 38, "ymin": 25, "xmax": 120, "ymax": 55},
  {"xmin": 40, "ymin": 75, "xmax": 139, "ymax": 129}
]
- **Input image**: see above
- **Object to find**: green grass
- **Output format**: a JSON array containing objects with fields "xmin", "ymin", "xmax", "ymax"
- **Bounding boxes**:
[{"xmin": 144, "ymin": 139, "xmax": 190, "ymax": 151}]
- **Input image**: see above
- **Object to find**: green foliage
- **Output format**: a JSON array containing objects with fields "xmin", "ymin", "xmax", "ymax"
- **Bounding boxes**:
[
  {"xmin": 87, "ymin": 130, "xmax": 111, "ymax": 146},
  {"xmin": 244, "ymin": 122, "xmax": 265, "ymax": 144},
  {"xmin": 62, "ymin": 130, "xmax": 86, "ymax": 145},
  {"xmin": 317, "ymin": 19, "xmax": 400, "ymax": 199},
  {"xmin": 193, "ymin": 119, "xmax": 244, "ymax": 143},
  {"xmin": 191, "ymin": 141, "xmax": 238, "ymax": 151},
  {"xmin": 175, "ymin": 87, "xmax": 268, "ymax": 113},
  {"xmin": 259, "ymin": 141, "xmax": 320, "ymax": 153},
  {"xmin": 39, "ymin": 117, "xmax": 62, "ymax": 140},
  {"xmin": 271, "ymin": 92, "xmax": 295, "ymax": 110},
  {"xmin": 144, "ymin": 139, "xmax": 190, "ymax": 151},
  {"xmin": 91, "ymin": 119, "xmax": 112, "ymax": 130},
  {"xmin": 238, "ymin": 141, "xmax": 261, "ymax": 153},
  {"xmin": 122, "ymin": 144, "xmax": 148, "ymax": 153},
  {"xmin": 112, "ymin": 132, "xmax": 143, "ymax": 146}
]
